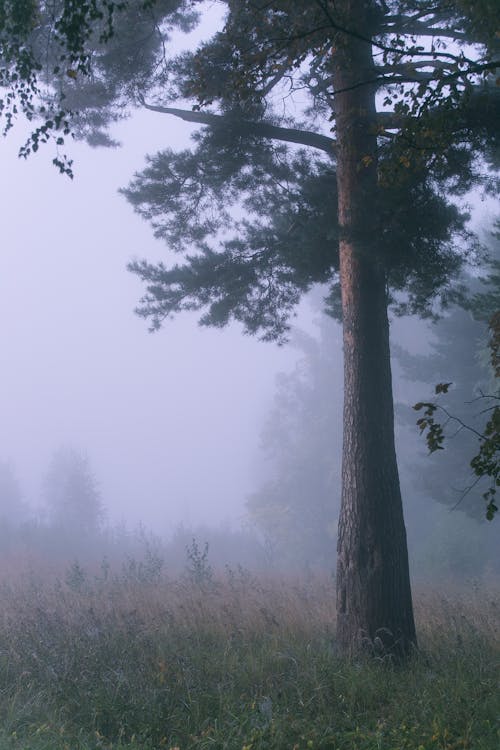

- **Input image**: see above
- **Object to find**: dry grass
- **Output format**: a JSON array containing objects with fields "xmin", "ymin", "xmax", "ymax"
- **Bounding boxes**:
[{"xmin": 0, "ymin": 562, "xmax": 498, "ymax": 750}]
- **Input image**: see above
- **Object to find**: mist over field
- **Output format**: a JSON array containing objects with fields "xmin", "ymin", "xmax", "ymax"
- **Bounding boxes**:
[
  {"xmin": 0, "ymin": 2, "xmax": 499, "ymax": 748},
  {"xmin": 1, "ymin": 97, "xmax": 499, "ymax": 581}
]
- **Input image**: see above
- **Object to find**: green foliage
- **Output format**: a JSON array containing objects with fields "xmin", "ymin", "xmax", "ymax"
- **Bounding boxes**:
[
  {"xmin": 413, "ymin": 228, "xmax": 500, "ymax": 520},
  {"xmin": 114, "ymin": 1, "xmax": 498, "ymax": 338},
  {"xmin": 184, "ymin": 537, "xmax": 214, "ymax": 588},
  {"xmin": 472, "ymin": 315, "xmax": 500, "ymax": 520},
  {"xmin": 3, "ymin": 1, "xmax": 494, "ymax": 325},
  {"xmin": 0, "ymin": 0, "xmax": 132, "ymax": 173},
  {"xmin": 3, "ymin": 1, "xmax": 499, "ymax": 311},
  {"xmin": 414, "ymin": 382, "xmax": 453, "ymax": 453},
  {"xmin": 64, "ymin": 559, "xmax": 88, "ymax": 591},
  {"xmin": 0, "ymin": 0, "xmax": 196, "ymax": 171},
  {"xmin": 489, "ymin": 310, "xmax": 500, "ymax": 377},
  {"xmin": 125, "ymin": 134, "xmax": 474, "ymax": 339},
  {"xmin": 0, "ymin": 569, "xmax": 498, "ymax": 749},
  {"xmin": 414, "ymin": 382, "xmax": 499, "ymax": 521}
]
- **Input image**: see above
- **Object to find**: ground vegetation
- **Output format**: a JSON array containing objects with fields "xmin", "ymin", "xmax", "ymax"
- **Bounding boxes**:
[{"xmin": 0, "ymin": 562, "xmax": 497, "ymax": 750}]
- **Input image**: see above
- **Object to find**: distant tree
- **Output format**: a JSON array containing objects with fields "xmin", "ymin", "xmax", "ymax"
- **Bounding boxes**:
[
  {"xmin": 0, "ymin": 460, "xmax": 28, "ymax": 525},
  {"xmin": 412, "ymin": 225, "xmax": 500, "ymax": 520},
  {"xmin": 248, "ymin": 225, "xmax": 500, "ymax": 565},
  {"xmin": 248, "ymin": 309, "xmax": 499, "ymax": 576},
  {"xmin": 43, "ymin": 447, "xmax": 104, "ymax": 535},
  {"xmin": 247, "ymin": 320, "xmax": 342, "ymax": 568},
  {"xmin": 414, "ymin": 327, "xmax": 499, "ymax": 520}
]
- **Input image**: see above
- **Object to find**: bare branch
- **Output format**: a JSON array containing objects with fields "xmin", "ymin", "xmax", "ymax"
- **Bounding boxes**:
[
  {"xmin": 139, "ymin": 99, "xmax": 337, "ymax": 155},
  {"xmin": 375, "ymin": 60, "xmax": 454, "ymax": 75},
  {"xmin": 383, "ymin": 20, "xmax": 468, "ymax": 40},
  {"xmin": 450, "ymin": 474, "xmax": 484, "ymax": 511},
  {"xmin": 432, "ymin": 403, "xmax": 487, "ymax": 441}
]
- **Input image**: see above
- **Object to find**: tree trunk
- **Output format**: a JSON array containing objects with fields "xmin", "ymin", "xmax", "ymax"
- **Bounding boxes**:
[{"xmin": 333, "ymin": 0, "xmax": 417, "ymax": 657}]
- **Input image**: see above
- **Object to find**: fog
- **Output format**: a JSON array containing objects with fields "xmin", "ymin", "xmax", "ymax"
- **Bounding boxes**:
[
  {"xmin": 0, "ymin": 112, "xmax": 304, "ymax": 532},
  {"xmin": 1, "ymin": 12, "xmax": 498, "ymax": 582},
  {"xmin": 1, "ymin": 113, "xmax": 498, "ymax": 574}
]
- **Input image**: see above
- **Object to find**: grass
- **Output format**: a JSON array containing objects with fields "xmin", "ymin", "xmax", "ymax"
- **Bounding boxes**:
[{"xmin": 0, "ymin": 561, "xmax": 498, "ymax": 750}]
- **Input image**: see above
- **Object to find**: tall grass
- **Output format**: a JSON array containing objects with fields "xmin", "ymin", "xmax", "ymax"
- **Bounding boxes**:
[{"xmin": 0, "ymin": 560, "xmax": 498, "ymax": 750}]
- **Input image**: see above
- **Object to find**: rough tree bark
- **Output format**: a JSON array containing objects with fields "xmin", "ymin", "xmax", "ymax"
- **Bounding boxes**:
[{"xmin": 333, "ymin": 0, "xmax": 417, "ymax": 657}]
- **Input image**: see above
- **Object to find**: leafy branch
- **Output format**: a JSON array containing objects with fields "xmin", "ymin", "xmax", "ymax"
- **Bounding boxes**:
[
  {"xmin": 414, "ymin": 313, "xmax": 500, "ymax": 520},
  {"xmin": 0, "ymin": 0, "xmax": 131, "ymax": 175}
]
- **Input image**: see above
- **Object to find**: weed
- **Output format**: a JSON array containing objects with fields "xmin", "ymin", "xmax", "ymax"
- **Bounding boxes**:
[{"xmin": 184, "ymin": 538, "xmax": 214, "ymax": 589}]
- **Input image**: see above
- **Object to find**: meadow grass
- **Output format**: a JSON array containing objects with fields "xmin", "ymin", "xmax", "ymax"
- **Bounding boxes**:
[{"xmin": 0, "ymin": 562, "xmax": 498, "ymax": 750}]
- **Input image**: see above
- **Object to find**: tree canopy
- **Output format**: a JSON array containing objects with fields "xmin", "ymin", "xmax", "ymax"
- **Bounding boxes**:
[
  {"xmin": 113, "ymin": 1, "xmax": 498, "ymax": 338},
  {"xmin": 4, "ymin": 2, "xmax": 498, "ymax": 284},
  {"xmin": 0, "ymin": 0, "xmax": 195, "ymax": 173}
]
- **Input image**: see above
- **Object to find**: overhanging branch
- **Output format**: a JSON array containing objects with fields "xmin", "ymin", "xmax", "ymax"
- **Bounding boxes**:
[{"xmin": 140, "ymin": 99, "xmax": 337, "ymax": 155}]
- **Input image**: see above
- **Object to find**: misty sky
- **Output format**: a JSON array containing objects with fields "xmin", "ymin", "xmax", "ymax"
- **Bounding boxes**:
[
  {"xmin": 0, "ymin": 109, "xmax": 308, "ymax": 532},
  {"xmin": 1, "ymin": 111, "xmax": 493, "ymax": 535}
]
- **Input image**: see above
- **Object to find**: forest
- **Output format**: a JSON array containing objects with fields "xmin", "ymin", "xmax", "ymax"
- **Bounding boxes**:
[{"xmin": 0, "ymin": 1, "xmax": 499, "ymax": 748}]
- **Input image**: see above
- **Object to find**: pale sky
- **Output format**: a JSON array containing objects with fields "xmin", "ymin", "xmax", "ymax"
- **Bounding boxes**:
[{"xmin": 0, "ymin": 109, "xmax": 304, "ymax": 532}]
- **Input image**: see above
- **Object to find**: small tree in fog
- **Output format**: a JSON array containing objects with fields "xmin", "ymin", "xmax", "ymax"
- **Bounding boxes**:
[
  {"xmin": 0, "ymin": 460, "xmax": 28, "ymax": 526},
  {"xmin": 248, "ymin": 320, "xmax": 342, "ymax": 569},
  {"xmin": 43, "ymin": 447, "xmax": 104, "ymax": 536}
]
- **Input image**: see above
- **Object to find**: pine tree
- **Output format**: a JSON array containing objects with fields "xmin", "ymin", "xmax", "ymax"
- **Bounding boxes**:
[
  {"xmin": 121, "ymin": 1, "xmax": 498, "ymax": 656},
  {"xmin": 11, "ymin": 0, "xmax": 499, "ymax": 655},
  {"xmin": 0, "ymin": 0, "xmax": 183, "ymax": 172},
  {"xmin": 43, "ymin": 447, "xmax": 104, "ymax": 536},
  {"xmin": 0, "ymin": 460, "xmax": 27, "ymax": 525},
  {"xmin": 247, "ymin": 320, "xmax": 343, "ymax": 569}
]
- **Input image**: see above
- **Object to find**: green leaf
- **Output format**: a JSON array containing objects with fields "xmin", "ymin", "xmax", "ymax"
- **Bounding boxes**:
[{"xmin": 435, "ymin": 382, "xmax": 453, "ymax": 394}]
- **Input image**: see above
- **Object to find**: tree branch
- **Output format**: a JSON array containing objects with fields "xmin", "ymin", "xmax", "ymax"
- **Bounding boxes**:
[
  {"xmin": 313, "ymin": 0, "xmax": 475, "ymax": 63},
  {"xmin": 375, "ymin": 60, "xmax": 453, "ymax": 75},
  {"xmin": 329, "ymin": 59, "xmax": 499, "ymax": 96},
  {"xmin": 139, "ymin": 99, "xmax": 337, "ymax": 155},
  {"xmin": 383, "ymin": 20, "xmax": 468, "ymax": 40}
]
